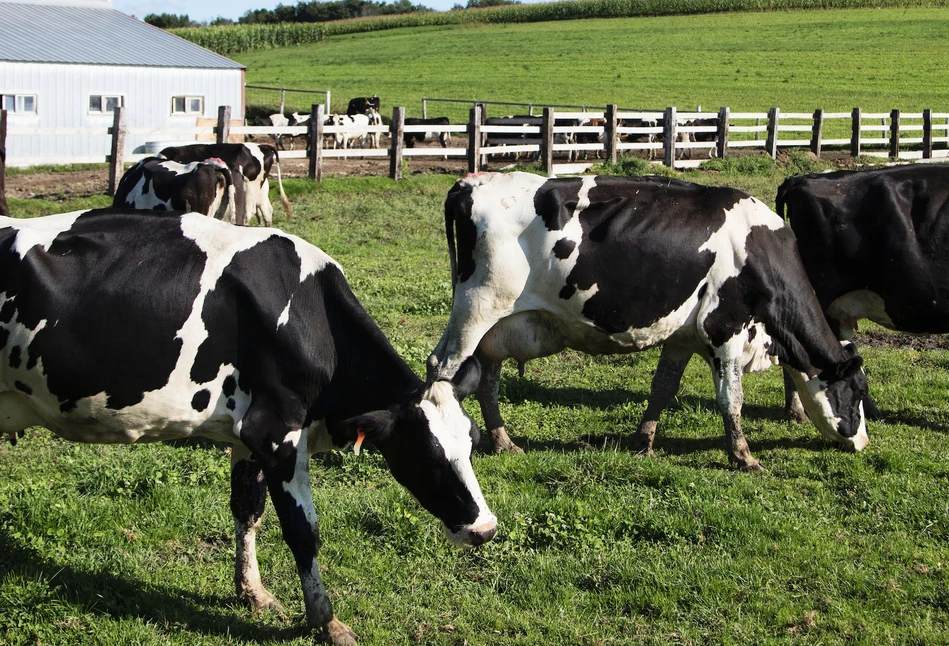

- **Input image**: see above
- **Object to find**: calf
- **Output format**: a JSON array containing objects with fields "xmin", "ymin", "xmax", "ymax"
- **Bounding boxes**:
[
  {"xmin": 0, "ymin": 209, "xmax": 496, "ymax": 645},
  {"xmin": 160, "ymin": 143, "xmax": 291, "ymax": 227},
  {"xmin": 113, "ymin": 156, "xmax": 236, "ymax": 223},
  {"xmin": 777, "ymin": 163, "xmax": 949, "ymax": 420},
  {"xmin": 429, "ymin": 172, "xmax": 869, "ymax": 470}
]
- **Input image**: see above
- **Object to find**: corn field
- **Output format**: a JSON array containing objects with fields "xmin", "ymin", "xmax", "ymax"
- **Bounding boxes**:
[{"xmin": 170, "ymin": 23, "xmax": 325, "ymax": 55}]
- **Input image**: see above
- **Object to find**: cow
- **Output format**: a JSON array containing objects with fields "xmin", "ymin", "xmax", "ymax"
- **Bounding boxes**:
[
  {"xmin": 346, "ymin": 95, "xmax": 380, "ymax": 117},
  {"xmin": 619, "ymin": 117, "xmax": 661, "ymax": 160},
  {"xmin": 113, "ymin": 156, "xmax": 237, "ymax": 223},
  {"xmin": 404, "ymin": 116, "xmax": 451, "ymax": 150},
  {"xmin": 776, "ymin": 163, "xmax": 949, "ymax": 422},
  {"xmin": 325, "ymin": 113, "xmax": 373, "ymax": 150},
  {"xmin": 427, "ymin": 172, "xmax": 869, "ymax": 471},
  {"xmin": 253, "ymin": 113, "xmax": 290, "ymax": 150},
  {"xmin": 0, "ymin": 209, "xmax": 496, "ymax": 646},
  {"xmin": 159, "ymin": 143, "xmax": 291, "ymax": 228}
]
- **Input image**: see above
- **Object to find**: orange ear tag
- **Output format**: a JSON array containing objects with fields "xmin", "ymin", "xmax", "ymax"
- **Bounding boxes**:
[{"xmin": 354, "ymin": 429, "xmax": 366, "ymax": 456}]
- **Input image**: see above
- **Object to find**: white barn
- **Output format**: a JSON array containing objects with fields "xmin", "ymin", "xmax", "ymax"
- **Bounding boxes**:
[{"xmin": 0, "ymin": 0, "xmax": 245, "ymax": 166}]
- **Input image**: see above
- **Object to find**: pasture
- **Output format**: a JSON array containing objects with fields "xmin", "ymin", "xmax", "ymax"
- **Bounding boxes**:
[
  {"xmin": 239, "ymin": 8, "xmax": 949, "ymax": 120},
  {"xmin": 3, "ymin": 6, "xmax": 949, "ymax": 645},
  {"xmin": 1, "ymin": 166, "xmax": 948, "ymax": 645}
]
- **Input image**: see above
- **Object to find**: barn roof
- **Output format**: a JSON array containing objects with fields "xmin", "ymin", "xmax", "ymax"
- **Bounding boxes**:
[{"xmin": 0, "ymin": 2, "xmax": 245, "ymax": 69}]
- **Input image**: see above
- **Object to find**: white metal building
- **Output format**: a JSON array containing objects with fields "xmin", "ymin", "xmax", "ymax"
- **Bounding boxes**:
[{"xmin": 0, "ymin": 0, "xmax": 245, "ymax": 165}]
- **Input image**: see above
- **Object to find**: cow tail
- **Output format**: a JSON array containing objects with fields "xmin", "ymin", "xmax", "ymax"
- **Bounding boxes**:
[
  {"xmin": 274, "ymin": 152, "xmax": 292, "ymax": 220},
  {"xmin": 775, "ymin": 178, "xmax": 791, "ymax": 219},
  {"xmin": 444, "ymin": 194, "xmax": 459, "ymax": 297},
  {"xmin": 222, "ymin": 166, "xmax": 237, "ymax": 225}
]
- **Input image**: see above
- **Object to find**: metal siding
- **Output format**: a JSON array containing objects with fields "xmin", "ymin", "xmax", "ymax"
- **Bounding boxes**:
[
  {"xmin": 1, "ymin": 62, "xmax": 244, "ymax": 163},
  {"xmin": 0, "ymin": 3, "xmax": 244, "ymax": 70}
]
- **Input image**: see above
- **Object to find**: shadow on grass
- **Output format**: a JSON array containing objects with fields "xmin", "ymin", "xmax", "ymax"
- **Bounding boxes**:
[
  {"xmin": 0, "ymin": 533, "xmax": 305, "ymax": 642},
  {"xmin": 872, "ymin": 407, "xmax": 949, "ymax": 433}
]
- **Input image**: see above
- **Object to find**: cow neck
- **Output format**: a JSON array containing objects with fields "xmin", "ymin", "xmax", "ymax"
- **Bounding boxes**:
[{"xmin": 317, "ymin": 270, "xmax": 422, "ymax": 420}]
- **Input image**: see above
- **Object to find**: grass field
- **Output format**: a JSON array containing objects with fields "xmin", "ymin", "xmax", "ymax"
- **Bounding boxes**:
[
  {"xmin": 238, "ymin": 8, "xmax": 949, "ymax": 121},
  {"xmin": 1, "ymin": 161, "xmax": 949, "ymax": 645}
]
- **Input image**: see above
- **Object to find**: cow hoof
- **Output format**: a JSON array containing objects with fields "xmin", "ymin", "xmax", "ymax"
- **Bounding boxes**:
[
  {"xmin": 736, "ymin": 459, "xmax": 766, "ymax": 473},
  {"xmin": 241, "ymin": 589, "xmax": 285, "ymax": 616},
  {"xmin": 786, "ymin": 406, "xmax": 809, "ymax": 425},
  {"xmin": 487, "ymin": 427, "xmax": 523, "ymax": 454},
  {"xmin": 628, "ymin": 432, "xmax": 655, "ymax": 456},
  {"xmin": 322, "ymin": 616, "xmax": 357, "ymax": 646}
]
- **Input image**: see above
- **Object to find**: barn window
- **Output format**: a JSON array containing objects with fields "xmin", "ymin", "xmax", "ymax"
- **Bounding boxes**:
[
  {"xmin": 172, "ymin": 96, "xmax": 204, "ymax": 115},
  {"xmin": 2, "ymin": 94, "xmax": 37, "ymax": 114},
  {"xmin": 89, "ymin": 94, "xmax": 123, "ymax": 114}
]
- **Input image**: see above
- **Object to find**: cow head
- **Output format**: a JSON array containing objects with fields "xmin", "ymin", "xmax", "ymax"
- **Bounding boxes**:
[
  {"xmin": 790, "ymin": 343, "xmax": 869, "ymax": 451},
  {"xmin": 332, "ymin": 357, "xmax": 496, "ymax": 547}
]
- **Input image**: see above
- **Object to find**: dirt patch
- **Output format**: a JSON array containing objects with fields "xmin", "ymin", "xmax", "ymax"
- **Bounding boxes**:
[
  {"xmin": 853, "ymin": 328, "xmax": 949, "ymax": 351},
  {"xmin": 3, "ymin": 153, "xmax": 470, "ymax": 202}
]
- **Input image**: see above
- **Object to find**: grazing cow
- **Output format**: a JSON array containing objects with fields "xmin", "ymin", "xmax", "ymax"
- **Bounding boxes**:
[
  {"xmin": 160, "ymin": 143, "xmax": 291, "ymax": 227},
  {"xmin": 0, "ymin": 209, "xmax": 496, "ymax": 645},
  {"xmin": 619, "ymin": 117, "xmax": 661, "ymax": 159},
  {"xmin": 428, "ymin": 172, "xmax": 869, "ymax": 470},
  {"xmin": 404, "ymin": 117, "xmax": 451, "ymax": 149},
  {"xmin": 346, "ymin": 95, "xmax": 380, "ymax": 117},
  {"xmin": 113, "ymin": 156, "xmax": 236, "ymax": 223},
  {"xmin": 777, "ymin": 163, "xmax": 949, "ymax": 421}
]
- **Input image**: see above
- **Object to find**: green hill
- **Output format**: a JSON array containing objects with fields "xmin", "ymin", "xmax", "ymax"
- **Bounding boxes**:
[{"xmin": 237, "ymin": 7, "xmax": 949, "ymax": 120}]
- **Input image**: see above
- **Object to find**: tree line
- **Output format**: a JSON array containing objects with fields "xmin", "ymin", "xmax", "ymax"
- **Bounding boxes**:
[{"xmin": 144, "ymin": 0, "xmax": 518, "ymax": 28}]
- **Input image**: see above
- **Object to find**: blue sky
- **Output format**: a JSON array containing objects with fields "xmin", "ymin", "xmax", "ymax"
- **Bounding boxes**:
[{"xmin": 113, "ymin": 0, "xmax": 488, "ymax": 22}]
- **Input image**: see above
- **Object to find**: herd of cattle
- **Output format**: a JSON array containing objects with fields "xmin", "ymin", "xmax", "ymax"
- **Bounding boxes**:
[
  {"xmin": 252, "ymin": 95, "xmax": 717, "ymax": 161},
  {"xmin": 1, "ymin": 151, "xmax": 947, "ymax": 643}
]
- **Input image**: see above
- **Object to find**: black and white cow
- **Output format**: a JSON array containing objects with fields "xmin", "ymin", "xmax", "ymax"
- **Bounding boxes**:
[
  {"xmin": 0, "ymin": 209, "xmax": 496, "ymax": 645},
  {"xmin": 346, "ymin": 95, "xmax": 380, "ymax": 117},
  {"xmin": 160, "ymin": 143, "xmax": 291, "ymax": 228},
  {"xmin": 113, "ymin": 156, "xmax": 237, "ymax": 223},
  {"xmin": 404, "ymin": 117, "xmax": 451, "ymax": 149},
  {"xmin": 428, "ymin": 172, "xmax": 869, "ymax": 471},
  {"xmin": 777, "ymin": 163, "xmax": 949, "ymax": 421}
]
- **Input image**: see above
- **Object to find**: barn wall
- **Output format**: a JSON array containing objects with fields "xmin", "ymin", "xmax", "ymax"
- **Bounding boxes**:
[{"xmin": 0, "ymin": 61, "xmax": 244, "ymax": 164}]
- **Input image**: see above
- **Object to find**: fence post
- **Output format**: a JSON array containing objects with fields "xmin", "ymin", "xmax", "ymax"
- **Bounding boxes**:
[
  {"xmin": 279, "ymin": 89, "xmax": 286, "ymax": 115},
  {"xmin": 765, "ymin": 107, "xmax": 780, "ymax": 158},
  {"xmin": 308, "ymin": 103, "xmax": 323, "ymax": 182},
  {"xmin": 0, "ymin": 109, "xmax": 8, "ymax": 217},
  {"xmin": 923, "ymin": 108, "xmax": 933, "ymax": 159},
  {"xmin": 716, "ymin": 107, "xmax": 729, "ymax": 159},
  {"xmin": 810, "ymin": 109, "xmax": 824, "ymax": 157},
  {"xmin": 108, "ymin": 106, "xmax": 126, "ymax": 197},
  {"xmin": 216, "ymin": 105, "xmax": 230, "ymax": 144},
  {"xmin": 422, "ymin": 98, "xmax": 427, "ymax": 119},
  {"xmin": 468, "ymin": 105, "xmax": 482, "ymax": 173},
  {"xmin": 389, "ymin": 106, "xmax": 405, "ymax": 181},
  {"xmin": 541, "ymin": 107, "xmax": 554, "ymax": 176},
  {"xmin": 663, "ymin": 106, "xmax": 676, "ymax": 167},
  {"xmin": 605, "ymin": 104, "xmax": 618, "ymax": 165},
  {"xmin": 889, "ymin": 109, "xmax": 900, "ymax": 159},
  {"xmin": 851, "ymin": 107, "xmax": 862, "ymax": 158}
]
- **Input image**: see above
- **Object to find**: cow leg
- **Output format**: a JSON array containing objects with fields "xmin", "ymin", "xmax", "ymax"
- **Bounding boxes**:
[
  {"xmin": 256, "ymin": 178, "xmax": 274, "ymax": 227},
  {"xmin": 711, "ymin": 353, "xmax": 763, "ymax": 472},
  {"xmin": 474, "ymin": 351, "xmax": 523, "ymax": 455},
  {"xmin": 783, "ymin": 369, "xmax": 809, "ymax": 423},
  {"xmin": 230, "ymin": 444, "xmax": 284, "ymax": 614},
  {"xmin": 630, "ymin": 345, "xmax": 692, "ymax": 455},
  {"xmin": 249, "ymin": 422, "xmax": 356, "ymax": 645}
]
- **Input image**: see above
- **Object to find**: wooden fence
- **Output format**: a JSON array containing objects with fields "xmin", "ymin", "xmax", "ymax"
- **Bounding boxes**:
[{"xmin": 2, "ymin": 103, "xmax": 949, "ymax": 197}]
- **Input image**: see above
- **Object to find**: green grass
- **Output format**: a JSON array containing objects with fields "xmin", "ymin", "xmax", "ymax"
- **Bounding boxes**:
[
  {"xmin": 238, "ymin": 8, "xmax": 949, "ymax": 121},
  {"xmin": 2, "ymin": 165, "xmax": 948, "ymax": 645}
]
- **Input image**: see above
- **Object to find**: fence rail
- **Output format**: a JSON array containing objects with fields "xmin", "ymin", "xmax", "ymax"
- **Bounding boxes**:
[{"xmin": 3, "ymin": 102, "xmax": 949, "ymax": 198}]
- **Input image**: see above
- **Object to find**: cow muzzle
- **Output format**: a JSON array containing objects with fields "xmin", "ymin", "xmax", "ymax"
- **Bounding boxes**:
[{"xmin": 447, "ymin": 517, "xmax": 497, "ymax": 548}]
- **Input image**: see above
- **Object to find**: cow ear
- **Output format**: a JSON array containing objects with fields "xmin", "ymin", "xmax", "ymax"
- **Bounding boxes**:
[
  {"xmin": 821, "ymin": 353, "xmax": 864, "ymax": 382},
  {"xmin": 328, "ymin": 411, "xmax": 394, "ymax": 451},
  {"xmin": 452, "ymin": 356, "xmax": 482, "ymax": 400}
]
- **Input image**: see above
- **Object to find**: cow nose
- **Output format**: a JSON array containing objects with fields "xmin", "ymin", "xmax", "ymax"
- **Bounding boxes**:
[{"xmin": 467, "ymin": 521, "xmax": 497, "ymax": 546}]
